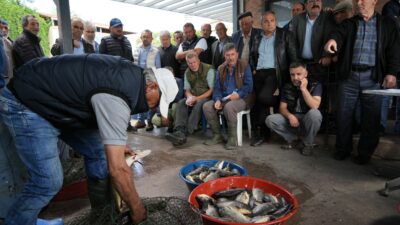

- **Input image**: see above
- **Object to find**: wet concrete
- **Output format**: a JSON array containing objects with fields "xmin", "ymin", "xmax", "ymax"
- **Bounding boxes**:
[{"xmin": 40, "ymin": 126, "xmax": 400, "ymax": 225}]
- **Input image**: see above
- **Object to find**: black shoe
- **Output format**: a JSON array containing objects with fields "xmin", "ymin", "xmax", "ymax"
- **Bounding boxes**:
[
  {"xmin": 301, "ymin": 145, "xmax": 314, "ymax": 156},
  {"xmin": 250, "ymin": 136, "xmax": 265, "ymax": 147},
  {"xmin": 165, "ymin": 130, "xmax": 186, "ymax": 146},
  {"xmin": 127, "ymin": 124, "xmax": 137, "ymax": 132},
  {"xmin": 333, "ymin": 151, "xmax": 351, "ymax": 161},
  {"xmin": 352, "ymin": 155, "xmax": 370, "ymax": 165},
  {"xmin": 145, "ymin": 123, "xmax": 154, "ymax": 132}
]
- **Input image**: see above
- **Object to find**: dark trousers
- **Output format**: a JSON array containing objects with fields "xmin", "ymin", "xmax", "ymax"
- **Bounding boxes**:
[
  {"xmin": 336, "ymin": 70, "xmax": 382, "ymax": 159},
  {"xmin": 174, "ymin": 98, "xmax": 208, "ymax": 134},
  {"xmin": 252, "ymin": 69, "xmax": 278, "ymax": 136}
]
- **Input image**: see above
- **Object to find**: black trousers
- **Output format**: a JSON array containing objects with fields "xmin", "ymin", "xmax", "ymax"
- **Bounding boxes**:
[
  {"xmin": 251, "ymin": 69, "xmax": 278, "ymax": 136},
  {"xmin": 335, "ymin": 69, "xmax": 382, "ymax": 159}
]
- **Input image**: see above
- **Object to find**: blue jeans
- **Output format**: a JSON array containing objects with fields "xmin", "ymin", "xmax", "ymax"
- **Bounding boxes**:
[{"xmin": 0, "ymin": 88, "xmax": 108, "ymax": 225}]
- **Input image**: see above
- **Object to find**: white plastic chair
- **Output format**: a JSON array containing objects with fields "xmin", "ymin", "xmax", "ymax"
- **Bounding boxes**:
[{"xmin": 237, "ymin": 110, "xmax": 252, "ymax": 146}]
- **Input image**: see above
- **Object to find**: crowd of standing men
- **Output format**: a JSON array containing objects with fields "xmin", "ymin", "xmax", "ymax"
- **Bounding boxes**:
[{"xmin": 0, "ymin": 0, "xmax": 400, "ymax": 224}]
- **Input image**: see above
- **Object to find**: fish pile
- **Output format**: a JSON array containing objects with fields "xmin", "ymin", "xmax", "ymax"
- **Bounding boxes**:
[
  {"xmin": 196, "ymin": 187, "xmax": 294, "ymax": 223},
  {"xmin": 185, "ymin": 161, "xmax": 241, "ymax": 184}
]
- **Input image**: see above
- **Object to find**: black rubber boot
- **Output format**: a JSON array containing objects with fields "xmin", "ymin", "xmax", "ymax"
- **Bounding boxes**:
[{"xmin": 87, "ymin": 178, "xmax": 113, "ymax": 209}]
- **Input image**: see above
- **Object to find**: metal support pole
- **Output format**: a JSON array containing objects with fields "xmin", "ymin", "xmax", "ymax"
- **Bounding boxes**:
[
  {"xmin": 53, "ymin": 0, "xmax": 73, "ymax": 54},
  {"xmin": 233, "ymin": 0, "xmax": 240, "ymax": 32}
]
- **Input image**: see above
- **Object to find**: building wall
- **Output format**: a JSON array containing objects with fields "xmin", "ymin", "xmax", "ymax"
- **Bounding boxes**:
[{"xmin": 244, "ymin": 0, "xmax": 263, "ymax": 28}]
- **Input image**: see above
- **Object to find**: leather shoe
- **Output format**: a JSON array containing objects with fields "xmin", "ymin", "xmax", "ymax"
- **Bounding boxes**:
[
  {"xmin": 127, "ymin": 124, "xmax": 137, "ymax": 132},
  {"xmin": 250, "ymin": 136, "xmax": 265, "ymax": 147},
  {"xmin": 134, "ymin": 121, "xmax": 146, "ymax": 129},
  {"xmin": 333, "ymin": 151, "xmax": 350, "ymax": 161},
  {"xmin": 145, "ymin": 123, "xmax": 154, "ymax": 132},
  {"xmin": 352, "ymin": 155, "xmax": 370, "ymax": 165}
]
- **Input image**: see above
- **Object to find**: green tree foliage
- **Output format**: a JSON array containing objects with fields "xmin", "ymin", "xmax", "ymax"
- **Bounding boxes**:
[{"xmin": 0, "ymin": 0, "xmax": 51, "ymax": 55}]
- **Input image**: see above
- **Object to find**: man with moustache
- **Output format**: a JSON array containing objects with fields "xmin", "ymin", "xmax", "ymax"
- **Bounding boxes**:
[
  {"xmin": 203, "ymin": 43, "xmax": 253, "ymax": 150},
  {"xmin": 325, "ymin": 0, "xmax": 400, "ymax": 164},
  {"xmin": 290, "ymin": 0, "xmax": 335, "ymax": 82}
]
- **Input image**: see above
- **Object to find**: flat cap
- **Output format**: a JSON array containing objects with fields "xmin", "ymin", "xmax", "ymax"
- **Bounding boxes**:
[
  {"xmin": 238, "ymin": 11, "xmax": 253, "ymax": 21},
  {"xmin": 333, "ymin": 0, "xmax": 353, "ymax": 15}
]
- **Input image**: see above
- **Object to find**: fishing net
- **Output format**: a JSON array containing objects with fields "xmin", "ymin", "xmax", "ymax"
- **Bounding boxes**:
[
  {"xmin": 66, "ymin": 196, "xmax": 203, "ymax": 225},
  {"xmin": 61, "ymin": 158, "xmax": 86, "ymax": 186}
]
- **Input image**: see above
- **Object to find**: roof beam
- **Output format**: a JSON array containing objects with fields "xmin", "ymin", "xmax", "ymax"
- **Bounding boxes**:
[
  {"xmin": 176, "ymin": 0, "xmax": 229, "ymax": 14},
  {"xmin": 139, "ymin": 0, "xmax": 166, "ymax": 7},
  {"xmin": 154, "ymin": 0, "xmax": 198, "ymax": 10}
]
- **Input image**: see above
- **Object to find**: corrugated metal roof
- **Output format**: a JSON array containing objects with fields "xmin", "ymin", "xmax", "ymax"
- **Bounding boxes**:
[{"xmin": 111, "ymin": 0, "xmax": 232, "ymax": 22}]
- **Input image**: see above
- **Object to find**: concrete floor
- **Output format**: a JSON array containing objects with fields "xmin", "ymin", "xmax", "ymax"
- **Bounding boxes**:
[{"xmin": 43, "ymin": 127, "xmax": 400, "ymax": 225}]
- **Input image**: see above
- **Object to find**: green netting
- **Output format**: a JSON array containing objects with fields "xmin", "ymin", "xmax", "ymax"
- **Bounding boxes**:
[{"xmin": 61, "ymin": 158, "xmax": 86, "ymax": 186}]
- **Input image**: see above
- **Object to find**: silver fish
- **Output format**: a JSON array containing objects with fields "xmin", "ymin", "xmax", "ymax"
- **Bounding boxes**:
[
  {"xmin": 218, "ymin": 206, "xmax": 251, "ymax": 223},
  {"xmin": 214, "ymin": 160, "xmax": 225, "ymax": 170},
  {"xmin": 196, "ymin": 194, "xmax": 216, "ymax": 207},
  {"xmin": 204, "ymin": 204, "xmax": 220, "ymax": 218},
  {"xmin": 235, "ymin": 191, "xmax": 250, "ymax": 205},
  {"xmin": 199, "ymin": 171, "xmax": 210, "ymax": 180},
  {"xmin": 252, "ymin": 202, "xmax": 277, "ymax": 216},
  {"xmin": 250, "ymin": 215, "xmax": 271, "ymax": 223},
  {"xmin": 252, "ymin": 188, "xmax": 265, "ymax": 202},
  {"xmin": 213, "ymin": 188, "xmax": 246, "ymax": 198},
  {"xmin": 216, "ymin": 200, "xmax": 252, "ymax": 212},
  {"xmin": 187, "ymin": 166, "xmax": 208, "ymax": 177},
  {"xmin": 203, "ymin": 172, "xmax": 219, "ymax": 182}
]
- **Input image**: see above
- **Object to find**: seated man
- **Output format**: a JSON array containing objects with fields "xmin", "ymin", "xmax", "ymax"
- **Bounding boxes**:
[
  {"xmin": 266, "ymin": 62, "xmax": 322, "ymax": 156},
  {"xmin": 203, "ymin": 43, "xmax": 253, "ymax": 150},
  {"xmin": 165, "ymin": 51, "xmax": 215, "ymax": 146},
  {"xmin": 0, "ymin": 54, "xmax": 164, "ymax": 224}
]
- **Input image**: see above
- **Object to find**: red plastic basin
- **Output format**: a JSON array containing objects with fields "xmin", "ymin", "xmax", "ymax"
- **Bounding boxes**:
[{"xmin": 188, "ymin": 176, "xmax": 298, "ymax": 225}]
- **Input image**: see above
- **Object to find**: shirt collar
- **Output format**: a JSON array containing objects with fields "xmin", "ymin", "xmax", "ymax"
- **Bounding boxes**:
[
  {"xmin": 241, "ymin": 28, "xmax": 252, "ymax": 38},
  {"xmin": 262, "ymin": 31, "xmax": 276, "ymax": 39},
  {"xmin": 306, "ymin": 13, "xmax": 319, "ymax": 22}
]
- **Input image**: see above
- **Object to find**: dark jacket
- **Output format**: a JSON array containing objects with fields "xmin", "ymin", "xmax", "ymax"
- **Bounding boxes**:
[
  {"xmin": 12, "ymin": 30, "xmax": 44, "ymax": 70},
  {"xmin": 203, "ymin": 36, "xmax": 217, "ymax": 64},
  {"xmin": 99, "ymin": 35, "xmax": 134, "ymax": 62},
  {"xmin": 158, "ymin": 44, "xmax": 180, "ymax": 77},
  {"xmin": 51, "ymin": 38, "xmax": 95, "ymax": 56},
  {"xmin": 383, "ymin": 0, "xmax": 400, "ymax": 19},
  {"xmin": 383, "ymin": 0, "xmax": 400, "ymax": 28},
  {"xmin": 250, "ymin": 27, "xmax": 298, "ymax": 87},
  {"xmin": 331, "ymin": 13, "xmax": 400, "ymax": 82},
  {"xmin": 290, "ymin": 11, "xmax": 335, "ymax": 61},
  {"xmin": 232, "ymin": 27, "xmax": 263, "ymax": 67},
  {"xmin": 0, "ymin": 39, "xmax": 5, "ymax": 88},
  {"xmin": 8, "ymin": 54, "xmax": 148, "ymax": 129},
  {"xmin": 211, "ymin": 36, "xmax": 233, "ymax": 70},
  {"xmin": 282, "ymin": 81, "xmax": 320, "ymax": 113}
]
